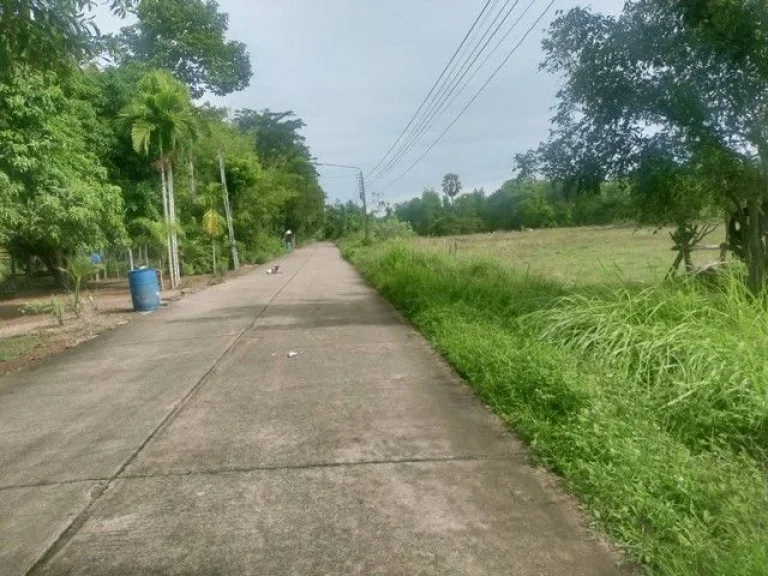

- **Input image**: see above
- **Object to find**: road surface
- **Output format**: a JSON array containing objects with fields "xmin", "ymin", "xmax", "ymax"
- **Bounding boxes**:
[{"xmin": 0, "ymin": 244, "xmax": 625, "ymax": 575}]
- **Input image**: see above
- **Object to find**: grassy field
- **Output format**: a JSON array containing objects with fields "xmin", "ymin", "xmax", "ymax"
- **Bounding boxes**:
[
  {"xmin": 343, "ymin": 226, "xmax": 766, "ymax": 576},
  {"xmin": 418, "ymin": 225, "xmax": 727, "ymax": 285}
]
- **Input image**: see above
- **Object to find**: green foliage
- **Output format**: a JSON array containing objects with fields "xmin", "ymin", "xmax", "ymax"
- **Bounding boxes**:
[
  {"xmin": 519, "ymin": 0, "xmax": 768, "ymax": 288},
  {"xmin": 115, "ymin": 0, "xmax": 252, "ymax": 97},
  {"xmin": 121, "ymin": 70, "xmax": 198, "ymax": 159},
  {"xmin": 0, "ymin": 0, "xmax": 322, "ymax": 283},
  {"xmin": 0, "ymin": 0, "xmax": 136, "ymax": 77},
  {"xmin": 441, "ymin": 173, "xmax": 461, "ymax": 201},
  {"xmin": 19, "ymin": 297, "xmax": 67, "ymax": 326},
  {"xmin": 0, "ymin": 334, "xmax": 41, "ymax": 362},
  {"xmin": 394, "ymin": 178, "xmax": 629, "ymax": 236},
  {"xmin": 61, "ymin": 257, "xmax": 96, "ymax": 317},
  {"xmin": 345, "ymin": 240, "xmax": 768, "ymax": 576},
  {"xmin": 324, "ymin": 201, "xmax": 365, "ymax": 239},
  {"xmin": 0, "ymin": 65, "xmax": 127, "ymax": 272}
]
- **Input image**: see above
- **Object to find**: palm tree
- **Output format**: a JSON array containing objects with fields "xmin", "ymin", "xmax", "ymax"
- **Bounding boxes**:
[
  {"xmin": 200, "ymin": 183, "xmax": 225, "ymax": 275},
  {"xmin": 121, "ymin": 71, "xmax": 198, "ymax": 289}
]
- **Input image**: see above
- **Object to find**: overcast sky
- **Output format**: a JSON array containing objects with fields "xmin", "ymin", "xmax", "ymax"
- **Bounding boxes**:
[{"xmin": 96, "ymin": 0, "xmax": 621, "ymax": 205}]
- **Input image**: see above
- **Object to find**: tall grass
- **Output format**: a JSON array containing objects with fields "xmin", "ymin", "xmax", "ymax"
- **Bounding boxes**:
[
  {"xmin": 343, "ymin": 239, "xmax": 768, "ymax": 576},
  {"xmin": 529, "ymin": 278, "xmax": 768, "ymax": 460}
]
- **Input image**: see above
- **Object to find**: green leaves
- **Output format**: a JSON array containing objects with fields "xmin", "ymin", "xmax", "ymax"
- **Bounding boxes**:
[
  {"xmin": 130, "ymin": 119, "xmax": 155, "ymax": 156},
  {"xmin": 0, "ymin": 0, "xmax": 137, "ymax": 78},
  {"xmin": 114, "ymin": 0, "xmax": 252, "ymax": 97},
  {"xmin": 121, "ymin": 70, "xmax": 198, "ymax": 159},
  {"xmin": 0, "ymin": 65, "xmax": 127, "ymax": 258}
]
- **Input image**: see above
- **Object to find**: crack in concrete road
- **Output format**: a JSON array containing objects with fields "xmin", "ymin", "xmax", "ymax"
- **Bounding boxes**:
[{"xmin": 23, "ymin": 251, "xmax": 315, "ymax": 576}]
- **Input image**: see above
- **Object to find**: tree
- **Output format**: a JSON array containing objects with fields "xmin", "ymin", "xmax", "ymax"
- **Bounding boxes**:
[
  {"xmin": 116, "ymin": 0, "xmax": 252, "ymax": 97},
  {"xmin": 520, "ymin": 0, "xmax": 768, "ymax": 290},
  {"xmin": 234, "ymin": 109, "xmax": 310, "ymax": 167},
  {"xmin": 121, "ymin": 70, "xmax": 198, "ymax": 288},
  {"xmin": 0, "ymin": 0, "xmax": 135, "ymax": 78},
  {"xmin": 0, "ymin": 65, "xmax": 127, "ymax": 282},
  {"xmin": 200, "ymin": 184, "xmax": 224, "ymax": 274},
  {"xmin": 233, "ymin": 108, "xmax": 326, "ymax": 239},
  {"xmin": 630, "ymin": 144, "xmax": 720, "ymax": 275},
  {"xmin": 442, "ymin": 173, "xmax": 462, "ymax": 203}
]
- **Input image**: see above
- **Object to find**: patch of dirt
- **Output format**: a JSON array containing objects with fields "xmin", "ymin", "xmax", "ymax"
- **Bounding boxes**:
[{"xmin": 0, "ymin": 264, "xmax": 260, "ymax": 376}]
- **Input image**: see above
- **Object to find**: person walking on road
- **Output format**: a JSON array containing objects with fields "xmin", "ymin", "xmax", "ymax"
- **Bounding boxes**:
[{"xmin": 284, "ymin": 229, "xmax": 295, "ymax": 252}]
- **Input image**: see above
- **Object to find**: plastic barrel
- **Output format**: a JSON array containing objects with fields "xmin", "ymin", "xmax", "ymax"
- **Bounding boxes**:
[{"xmin": 128, "ymin": 269, "xmax": 161, "ymax": 312}]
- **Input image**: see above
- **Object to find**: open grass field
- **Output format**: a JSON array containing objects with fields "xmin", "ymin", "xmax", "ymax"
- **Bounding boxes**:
[
  {"xmin": 343, "ymin": 225, "xmax": 766, "ymax": 576},
  {"xmin": 417, "ymin": 225, "xmax": 727, "ymax": 285}
]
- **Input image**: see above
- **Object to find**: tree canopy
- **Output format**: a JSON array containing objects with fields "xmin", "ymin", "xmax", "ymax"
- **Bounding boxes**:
[
  {"xmin": 115, "ymin": 0, "xmax": 251, "ymax": 97},
  {"xmin": 516, "ymin": 0, "xmax": 768, "ymax": 289},
  {"xmin": 0, "ymin": 0, "xmax": 326, "ymax": 284}
]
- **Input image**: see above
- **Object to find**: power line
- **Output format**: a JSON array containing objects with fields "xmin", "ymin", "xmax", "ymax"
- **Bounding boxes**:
[
  {"xmin": 365, "ymin": 0, "xmax": 495, "ymax": 179},
  {"xmin": 368, "ymin": 0, "xmax": 511, "ymax": 183},
  {"xmin": 368, "ymin": 0, "xmax": 524, "ymax": 186},
  {"xmin": 419, "ymin": 0, "xmax": 541, "ymax": 143},
  {"xmin": 371, "ymin": 0, "xmax": 556, "ymax": 196}
]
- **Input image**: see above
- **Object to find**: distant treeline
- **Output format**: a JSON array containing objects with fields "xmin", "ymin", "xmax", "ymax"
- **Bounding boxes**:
[{"xmin": 392, "ymin": 179, "xmax": 629, "ymax": 236}]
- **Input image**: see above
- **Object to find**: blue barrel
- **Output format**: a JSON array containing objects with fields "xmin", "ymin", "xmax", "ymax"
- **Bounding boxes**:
[{"xmin": 128, "ymin": 269, "xmax": 161, "ymax": 312}]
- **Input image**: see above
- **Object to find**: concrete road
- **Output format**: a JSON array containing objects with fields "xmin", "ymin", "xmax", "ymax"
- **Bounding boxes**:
[{"xmin": 0, "ymin": 244, "xmax": 625, "ymax": 575}]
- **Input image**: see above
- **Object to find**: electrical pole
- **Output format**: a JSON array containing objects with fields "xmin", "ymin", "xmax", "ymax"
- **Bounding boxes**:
[
  {"xmin": 218, "ymin": 152, "xmax": 240, "ymax": 270},
  {"xmin": 313, "ymin": 162, "xmax": 369, "ymax": 241},
  {"xmin": 357, "ymin": 171, "xmax": 369, "ymax": 242}
]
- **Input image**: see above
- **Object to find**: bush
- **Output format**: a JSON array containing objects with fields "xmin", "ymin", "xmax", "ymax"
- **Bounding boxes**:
[{"xmin": 244, "ymin": 232, "xmax": 283, "ymax": 265}]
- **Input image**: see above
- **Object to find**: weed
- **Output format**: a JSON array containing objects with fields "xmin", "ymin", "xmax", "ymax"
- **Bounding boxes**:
[
  {"xmin": 61, "ymin": 257, "xmax": 96, "ymax": 318},
  {"xmin": 19, "ymin": 297, "xmax": 68, "ymax": 326},
  {"xmin": 0, "ymin": 334, "xmax": 41, "ymax": 362}
]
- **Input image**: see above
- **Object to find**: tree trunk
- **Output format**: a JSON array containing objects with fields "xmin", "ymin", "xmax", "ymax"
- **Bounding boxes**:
[
  {"xmin": 212, "ymin": 242, "xmax": 217, "ymax": 275},
  {"xmin": 159, "ymin": 256, "xmax": 165, "ymax": 292},
  {"xmin": 218, "ymin": 152, "xmax": 240, "ymax": 270},
  {"xmin": 160, "ymin": 159, "xmax": 176, "ymax": 289},
  {"xmin": 144, "ymin": 245, "xmax": 149, "ymax": 267},
  {"xmin": 188, "ymin": 159, "xmax": 197, "ymax": 197},
  {"xmin": 50, "ymin": 250, "xmax": 65, "ymax": 288},
  {"xmin": 128, "ymin": 247, "xmax": 134, "ymax": 271},
  {"xmin": 746, "ymin": 196, "xmax": 764, "ymax": 294},
  {"xmin": 167, "ymin": 162, "xmax": 181, "ymax": 286}
]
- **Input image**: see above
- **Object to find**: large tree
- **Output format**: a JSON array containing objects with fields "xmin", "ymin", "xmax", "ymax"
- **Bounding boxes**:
[
  {"xmin": 519, "ymin": 0, "xmax": 768, "ymax": 290},
  {"xmin": 234, "ymin": 109, "xmax": 311, "ymax": 168},
  {"xmin": 121, "ymin": 70, "xmax": 198, "ymax": 287},
  {"xmin": 441, "ymin": 173, "xmax": 462, "ymax": 203},
  {"xmin": 0, "ymin": 65, "xmax": 127, "ymax": 280},
  {"xmin": 116, "ymin": 0, "xmax": 252, "ymax": 97}
]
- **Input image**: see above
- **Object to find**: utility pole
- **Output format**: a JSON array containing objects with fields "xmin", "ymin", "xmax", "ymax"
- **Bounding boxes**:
[
  {"xmin": 357, "ymin": 171, "xmax": 369, "ymax": 242},
  {"xmin": 218, "ymin": 152, "xmax": 240, "ymax": 270},
  {"xmin": 313, "ymin": 162, "xmax": 368, "ymax": 241}
]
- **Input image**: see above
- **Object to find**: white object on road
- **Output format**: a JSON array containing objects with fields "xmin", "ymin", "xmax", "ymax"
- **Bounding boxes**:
[{"xmin": 287, "ymin": 351, "xmax": 300, "ymax": 358}]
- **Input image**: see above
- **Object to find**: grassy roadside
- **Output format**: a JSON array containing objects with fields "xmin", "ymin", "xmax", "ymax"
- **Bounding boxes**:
[{"xmin": 342, "ymin": 238, "xmax": 767, "ymax": 576}]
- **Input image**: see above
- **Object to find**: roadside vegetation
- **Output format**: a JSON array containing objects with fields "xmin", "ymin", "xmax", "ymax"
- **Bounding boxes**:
[
  {"xmin": 1, "ymin": 0, "xmax": 322, "ymax": 369},
  {"xmin": 0, "ymin": 0, "xmax": 325, "ymax": 296},
  {"xmin": 343, "ymin": 229, "xmax": 767, "ymax": 576}
]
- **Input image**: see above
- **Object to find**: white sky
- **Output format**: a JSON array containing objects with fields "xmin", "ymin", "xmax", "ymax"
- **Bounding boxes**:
[{"xmin": 95, "ymin": 0, "xmax": 622, "ymax": 204}]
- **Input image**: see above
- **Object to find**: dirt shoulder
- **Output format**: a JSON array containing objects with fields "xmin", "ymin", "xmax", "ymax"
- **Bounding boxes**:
[{"xmin": 0, "ymin": 265, "xmax": 258, "ymax": 377}]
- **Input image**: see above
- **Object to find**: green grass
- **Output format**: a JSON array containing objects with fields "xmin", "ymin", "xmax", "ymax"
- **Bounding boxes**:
[
  {"xmin": 342, "ymin": 235, "xmax": 767, "ymax": 576},
  {"xmin": 417, "ymin": 225, "xmax": 726, "ymax": 285},
  {"xmin": 0, "ymin": 334, "xmax": 41, "ymax": 362}
]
